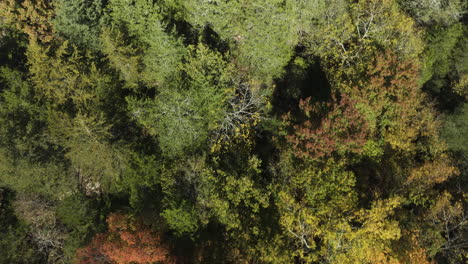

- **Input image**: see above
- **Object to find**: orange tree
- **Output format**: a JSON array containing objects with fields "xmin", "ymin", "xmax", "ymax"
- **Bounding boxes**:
[{"xmin": 76, "ymin": 213, "xmax": 175, "ymax": 264}]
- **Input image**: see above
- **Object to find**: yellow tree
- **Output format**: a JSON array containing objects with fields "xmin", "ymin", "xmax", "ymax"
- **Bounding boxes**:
[{"xmin": 0, "ymin": 0, "xmax": 55, "ymax": 42}]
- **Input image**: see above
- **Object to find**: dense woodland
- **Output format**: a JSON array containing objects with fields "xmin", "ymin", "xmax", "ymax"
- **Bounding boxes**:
[{"xmin": 0, "ymin": 0, "xmax": 466, "ymax": 263}]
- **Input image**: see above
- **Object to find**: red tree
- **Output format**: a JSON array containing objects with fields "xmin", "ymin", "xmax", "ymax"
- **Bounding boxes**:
[{"xmin": 76, "ymin": 213, "xmax": 175, "ymax": 264}]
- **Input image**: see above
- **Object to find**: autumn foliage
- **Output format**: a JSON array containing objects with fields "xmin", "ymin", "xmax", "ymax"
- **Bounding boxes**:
[
  {"xmin": 285, "ymin": 93, "xmax": 368, "ymax": 161},
  {"xmin": 349, "ymin": 51, "xmax": 435, "ymax": 151},
  {"xmin": 76, "ymin": 213, "xmax": 175, "ymax": 264},
  {"xmin": 0, "ymin": 0, "xmax": 55, "ymax": 42},
  {"xmin": 0, "ymin": 0, "xmax": 466, "ymax": 263}
]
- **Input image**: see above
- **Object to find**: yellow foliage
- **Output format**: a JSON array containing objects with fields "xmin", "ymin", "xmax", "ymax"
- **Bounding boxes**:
[
  {"xmin": 453, "ymin": 73, "xmax": 468, "ymax": 99},
  {"xmin": 326, "ymin": 197, "xmax": 402, "ymax": 264},
  {"xmin": 403, "ymin": 235, "xmax": 434, "ymax": 264},
  {"xmin": 26, "ymin": 39, "xmax": 96, "ymax": 106},
  {"xmin": 0, "ymin": 0, "xmax": 55, "ymax": 42},
  {"xmin": 407, "ymin": 158, "xmax": 459, "ymax": 188},
  {"xmin": 314, "ymin": 0, "xmax": 423, "ymax": 74},
  {"xmin": 210, "ymin": 111, "xmax": 260, "ymax": 154}
]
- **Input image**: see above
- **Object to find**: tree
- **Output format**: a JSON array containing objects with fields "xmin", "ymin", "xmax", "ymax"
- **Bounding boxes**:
[
  {"xmin": 77, "ymin": 213, "xmax": 175, "ymax": 264},
  {"xmin": 284, "ymin": 93, "xmax": 368, "ymax": 162},
  {"xmin": 47, "ymin": 112, "xmax": 126, "ymax": 195},
  {"xmin": 183, "ymin": 0, "xmax": 299, "ymax": 83},
  {"xmin": 0, "ymin": 67, "xmax": 49, "ymax": 161},
  {"xmin": 56, "ymin": 193, "xmax": 102, "ymax": 261},
  {"xmin": 302, "ymin": 0, "xmax": 422, "ymax": 74},
  {"xmin": 13, "ymin": 193, "xmax": 68, "ymax": 263},
  {"xmin": 441, "ymin": 103, "xmax": 468, "ymax": 155},
  {"xmin": 0, "ymin": 188, "xmax": 41, "ymax": 264},
  {"xmin": 102, "ymin": 0, "xmax": 185, "ymax": 89},
  {"xmin": 276, "ymin": 160, "xmax": 357, "ymax": 262},
  {"xmin": 0, "ymin": 0, "xmax": 466, "ymax": 262},
  {"xmin": 53, "ymin": 0, "xmax": 106, "ymax": 49},
  {"xmin": 0, "ymin": 67, "xmax": 75, "ymax": 198},
  {"xmin": 399, "ymin": 0, "xmax": 465, "ymax": 26},
  {"xmin": 0, "ymin": 0, "xmax": 56, "ymax": 42},
  {"xmin": 421, "ymin": 23, "xmax": 464, "ymax": 85},
  {"xmin": 26, "ymin": 39, "xmax": 101, "ymax": 107},
  {"xmin": 421, "ymin": 23, "xmax": 467, "ymax": 110},
  {"xmin": 425, "ymin": 192, "xmax": 468, "ymax": 263},
  {"xmin": 324, "ymin": 197, "xmax": 402, "ymax": 264},
  {"xmin": 275, "ymin": 154, "xmax": 405, "ymax": 263},
  {"xmin": 127, "ymin": 44, "xmax": 234, "ymax": 156},
  {"xmin": 344, "ymin": 51, "xmax": 435, "ymax": 152}
]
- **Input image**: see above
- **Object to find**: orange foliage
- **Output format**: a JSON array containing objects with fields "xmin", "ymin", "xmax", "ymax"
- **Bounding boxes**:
[
  {"xmin": 76, "ymin": 234, "xmax": 111, "ymax": 264},
  {"xmin": 77, "ymin": 213, "xmax": 175, "ymax": 264},
  {"xmin": 285, "ymin": 93, "xmax": 368, "ymax": 161},
  {"xmin": 397, "ymin": 232, "xmax": 435, "ymax": 264},
  {"xmin": 348, "ymin": 51, "xmax": 436, "ymax": 151}
]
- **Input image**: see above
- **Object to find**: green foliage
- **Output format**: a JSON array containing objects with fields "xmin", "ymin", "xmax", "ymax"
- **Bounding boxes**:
[
  {"xmin": 115, "ymin": 152, "xmax": 162, "ymax": 210},
  {"xmin": 57, "ymin": 194, "xmax": 98, "ymax": 236},
  {"xmin": 0, "ymin": 150, "xmax": 74, "ymax": 199},
  {"xmin": 103, "ymin": 0, "xmax": 185, "ymax": 88},
  {"xmin": 421, "ymin": 23, "xmax": 464, "ymax": 86},
  {"xmin": 47, "ymin": 112, "xmax": 126, "ymax": 195},
  {"xmin": 161, "ymin": 202, "xmax": 199, "ymax": 236},
  {"xmin": 421, "ymin": 23, "xmax": 467, "ymax": 109},
  {"xmin": 128, "ymin": 44, "xmax": 233, "ymax": 156},
  {"xmin": 0, "ymin": 0, "xmax": 466, "ymax": 262},
  {"xmin": 0, "ymin": 223, "xmax": 40, "ymax": 264},
  {"xmin": 0, "ymin": 67, "xmax": 75, "ymax": 198},
  {"xmin": 0, "ymin": 24, "xmax": 28, "ymax": 68},
  {"xmin": 302, "ymin": 0, "xmax": 423, "ymax": 76},
  {"xmin": 0, "ymin": 67, "xmax": 48, "ymax": 160},
  {"xmin": 275, "ymin": 152, "xmax": 406, "ymax": 262},
  {"xmin": 53, "ymin": 0, "xmax": 106, "ymax": 49},
  {"xmin": 362, "ymin": 140, "xmax": 385, "ymax": 161},
  {"xmin": 441, "ymin": 103, "xmax": 468, "ymax": 154},
  {"xmin": 0, "ymin": 189, "xmax": 41, "ymax": 263},
  {"xmin": 26, "ymin": 39, "xmax": 96, "ymax": 106},
  {"xmin": 56, "ymin": 193, "xmax": 101, "ymax": 259},
  {"xmin": 276, "ymin": 160, "xmax": 358, "ymax": 260},
  {"xmin": 184, "ymin": 0, "xmax": 298, "ymax": 82},
  {"xmin": 399, "ymin": 0, "xmax": 465, "ymax": 26}
]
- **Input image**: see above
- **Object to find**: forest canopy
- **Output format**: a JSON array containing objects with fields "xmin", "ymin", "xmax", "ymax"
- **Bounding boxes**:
[{"xmin": 0, "ymin": 0, "xmax": 466, "ymax": 263}]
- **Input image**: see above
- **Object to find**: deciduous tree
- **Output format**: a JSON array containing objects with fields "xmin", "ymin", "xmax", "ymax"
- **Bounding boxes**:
[{"xmin": 77, "ymin": 213, "xmax": 175, "ymax": 264}]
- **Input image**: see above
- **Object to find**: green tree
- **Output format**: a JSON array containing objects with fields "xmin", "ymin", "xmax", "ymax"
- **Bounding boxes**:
[
  {"xmin": 0, "ymin": 67, "xmax": 75, "ymax": 199},
  {"xmin": 47, "ymin": 112, "xmax": 126, "ymax": 195},
  {"xmin": 56, "ymin": 193, "xmax": 103, "ymax": 260},
  {"xmin": 183, "ymin": 0, "xmax": 299, "ymax": 83},
  {"xmin": 26, "ymin": 39, "xmax": 97, "ymax": 107},
  {"xmin": 421, "ymin": 23, "xmax": 464, "ymax": 86},
  {"xmin": 399, "ymin": 0, "xmax": 465, "ymax": 26},
  {"xmin": 421, "ymin": 23, "xmax": 467, "ymax": 109},
  {"xmin": 0, "ymin": 67, "xmax": 48, "ymax": 160},
  {"xmin": 102, "ymin": 0, "xmax": 185, "ymax": 89},
  {"xmin": 0, "ymin": 188, "xmax": 41, "ymax": 263},
  {"xmin": 441, "ymin": 103, "xmax": 468, "ymax": 155},
  {"xmin": 53, "ymin": 0, "xmax": 106, "ymax": 49},
  {"xmin": 128, "ymin": 44, "xmax": 233, "ymax": 156}
]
